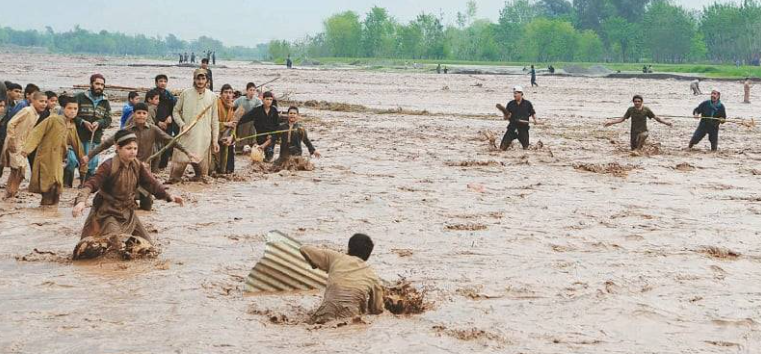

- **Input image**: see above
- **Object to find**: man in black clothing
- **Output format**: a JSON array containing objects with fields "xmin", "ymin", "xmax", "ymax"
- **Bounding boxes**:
[
  {"xmin": 153, "ymin": 74, "xmax": 178, "ymax": 169},
  {"xmin": 497, "ymin": 86, "xmax": 538, "ymax": 150},
  {"xmin": 237, "ymin": 91, "xmax": 280, "ymax": 161},
  {"xmin": 201, "ymin": 58, "xmax": 213, "ymax": 91},
  {"xmin": 273, "ymin": 106, "xmax": 321, "ymax": 161},
  {"xmin": 530, "ymin": 65, "xmax": 538, "ymax": 87},
  {"xmin": 689, "ymin": 88, "xmax": 727, "ymax": 151}
]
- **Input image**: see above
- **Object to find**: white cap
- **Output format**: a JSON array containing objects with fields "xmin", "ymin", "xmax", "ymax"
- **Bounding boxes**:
[
  {"xmin": 513, "ymin": 86, "xmax": 524, "ymax": 93},
  {"xmin": 712, "ymin": 88, "xmax": 721, "ymax": 94}
]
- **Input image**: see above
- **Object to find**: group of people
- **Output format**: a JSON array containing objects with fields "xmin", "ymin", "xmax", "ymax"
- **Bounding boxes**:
[
  {"xmin": 0, "ymin": 67, "xmax": 321, "ymax": 261},
  {"xmin": 178, "ymin": 50, "xmax": 216, "ymax": 65},
  {"xmin": 498, "ymin": 85, "xmax": 732, "ymax": 153}
]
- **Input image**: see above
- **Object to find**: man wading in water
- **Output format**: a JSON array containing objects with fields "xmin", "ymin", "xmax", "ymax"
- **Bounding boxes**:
[
  {"xmin": 688, "ymin": 88, "xmax": 727, "ymax": 152},
  {"xmin": 497, "ymin": 86, "xmax": 538, "ymax": 150},
  {"xmin": 604, "ymin": 95, "xmax": 672, "ymax": 152},
  {"xmin": 300, "ymin": 234, "xmax": 384, "ymax": 324}
]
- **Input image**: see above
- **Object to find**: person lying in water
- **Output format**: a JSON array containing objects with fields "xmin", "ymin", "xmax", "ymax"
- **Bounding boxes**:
[
  {"xmin": 300, "ymin": 233, "xmax": 384, "ymax": 324},
  {"xmin": 72, "ymin": 129, "xmax": 184, "ymax": 260}
]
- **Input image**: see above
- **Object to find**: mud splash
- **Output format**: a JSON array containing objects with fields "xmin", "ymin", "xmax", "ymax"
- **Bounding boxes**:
[
  {"xmin": 573, "ymin": 162, "xmax": 637, "ymax": 177},
  {"xmin": 383, "ymin": 280, "xmax": 430, "ymax": 315}
]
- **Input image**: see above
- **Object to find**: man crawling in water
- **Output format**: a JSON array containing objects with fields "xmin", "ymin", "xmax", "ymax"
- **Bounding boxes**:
[{"xmin": 300, "ymin": 233, "xmax": 384, "ymax": 324}]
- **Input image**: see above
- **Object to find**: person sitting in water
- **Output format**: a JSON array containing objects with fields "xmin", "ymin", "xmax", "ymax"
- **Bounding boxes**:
[
  {"xmin": 300, "ymin": 233, "xmax": 384, "ymax": 324},
  {"xmin": 72, "ymin": 129, "xmax": 185, "ymax": 260},
  {"xmin": 271, "ymin": 106, "xmax": 321, "ymax": 168}
]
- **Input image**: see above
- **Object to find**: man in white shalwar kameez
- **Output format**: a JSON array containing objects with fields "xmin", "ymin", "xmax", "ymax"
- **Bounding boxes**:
[{"xmin": 169, "ymin": 69, "xmax": 220, "ymax": 183}]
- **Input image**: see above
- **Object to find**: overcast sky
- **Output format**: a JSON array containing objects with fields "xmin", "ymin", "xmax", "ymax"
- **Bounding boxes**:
[{"xmin": 5, "ymin": 0, "xmax": 739, "ymax": 47}]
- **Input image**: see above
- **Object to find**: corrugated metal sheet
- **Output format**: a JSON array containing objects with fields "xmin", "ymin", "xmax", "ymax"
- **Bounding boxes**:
[{"xmin": 244, "ymin": 231, "xmax": 328, "ymax": 293}]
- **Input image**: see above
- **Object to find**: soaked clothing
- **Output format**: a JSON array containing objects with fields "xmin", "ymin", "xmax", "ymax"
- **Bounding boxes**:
[
  {"xmin": 501, "ymin": 99, "xmax": 535, "ymax": 150},
  {"xmin": 233, "ymin": 96, "xmax": 262, "ymax": 151},
  {"xmin": 75, "ymin": 158, "xmax": 172, "ymax": 245},
  {"xmin": 238, "ymin": 105, "xmax": 280, "ymax": 160},
  {"xmin": 624, "ymin": 106, "xmax": 655, "ymax": 150},
  {"xmin": 690, "ymin": 100, "xmax": 726, "ymax": 151},
  {"xmin": 214, "ymin": 98, "xmax": 236, "ymax": 174},
  {"xmin": 74, "ymin": 91, "xmax": 111, "ymax": 144},
  {"xmin": 299, "ymin": 246, "xmax": 384, "ymax": 324},
  {"xmin": 274, "ymin": 123, "xmax": 315, "ymax": 159},
  {"xmin": 87, "ymin": 123, "xmax": 191, "ymax": 164},
  {"xmin": 1, "ymin": 107, "xmax": 39, "ymax": 174},
  {"xmin": 23, "ymin": 114, "xmax": 86, "ymax": 195}
]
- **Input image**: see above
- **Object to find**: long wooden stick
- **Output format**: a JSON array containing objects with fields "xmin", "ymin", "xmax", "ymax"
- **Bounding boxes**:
[
  {"xmin": 496, "ymin": 104, "xmax": 530, "ymax": 125},
  {"xmin": 659, "ymin": 115, "xmax": 756, "ymax": 128},
  {"xmin": 146, "ymin": 103, "xmax": 214, "ymax": 162}
]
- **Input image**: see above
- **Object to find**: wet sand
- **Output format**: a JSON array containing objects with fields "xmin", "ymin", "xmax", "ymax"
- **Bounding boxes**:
[{"xmin": 1, "ymin": 53, "xmax": 761, "ymax": 353}]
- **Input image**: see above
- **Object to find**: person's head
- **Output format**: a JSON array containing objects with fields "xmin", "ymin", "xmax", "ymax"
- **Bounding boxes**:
[
  {"xmin": 132, "ymin": 102, "xmax": 149, "ymax": 125},
  {"xmin": 246, "ymin": 82, "xmax": 257, "ymax": 98},
  {"xmin": 287, "ymin": 106, "xmax": 300, "ymax": 124},
  {"xmin": 8, "ymin": 83, "xmax": 22, "ymax": 101},
  {"xmin": 193, "ymin": 69, "xmax": 208, "ymax": 90},
  {"xmin": 220, "ymin": 84, "xmax": 234, "ymax": 105},
  {"xmin": 90, "ymin": 74, "xmax": 106, "ymax": 96},
  {"xmin": 711, "ymin": 89, "xmax": 721, "ymax": 102},
  {"xmin": 60, "ymin": 97, "xmax": 78, "ymax": 120},
  {"xmin": 45, "ymin": 91, "xmax": 58, "ymax": 110},
  {"xmin": 262, "ymin": 91, "xmax": 274, "ymax": 108},
  {"xmin": 114, "ymin": 129, "xmax": 138, "ymax": 162},
  {"xmin": 31, "ymin": 91, "xmax": 47, "ymax": 112},
  {"xmin": 531, "ymin": 65, "xmax": 535, "ymax": 69},
  {"xmin": 632, "ymin": 95, "xmax": 644, "ymax": 109},
  {"xmin": 145, "ymin": 89, "xmax": 160, "ymax": 106},
  {"xmin": 128, "ymin": 91, "xmax": 141, "ymax": 105},
  {"xmin": 155, "ymin": 74, "xmax": 169, "ymax": 90},
  {"xmin": 347, "ymin": 233, "xmax": 374, "ymax": 261},
  {"xmin": 201, "ymin": 58, "xmax": 209, "ymax": 68},
  {"xmin": 24, "ymin": 83, "xmax": 40, "ymax": 101},
  {"xmin": 513, "ymin": 86, "xmax": 524, "ymax": 101}
]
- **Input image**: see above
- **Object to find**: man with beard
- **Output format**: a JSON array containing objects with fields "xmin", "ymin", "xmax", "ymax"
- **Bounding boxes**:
[
  {"xmin": 689, "ymin": 88, "xmax": 727, "ymax": 152},
  {"xmin": 153, "ymin": 74, "xmax": 178, "ymax": 169},
  {"xmin": 169, "ymin": 69, "xmax": 219, "ymax": 183},
  {"xmin": 71, "ymin": 74, "xmax": 111, "ymax": 182}
]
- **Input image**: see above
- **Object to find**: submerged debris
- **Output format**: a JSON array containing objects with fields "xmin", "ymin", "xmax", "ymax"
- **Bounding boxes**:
[
  {"xmin": 675, "ymin": 162, "xmax": 696, "ymax": 171},
  {"xmin": 446, "ymin": 160, "xmax": 503, "ymax": 168},
  {"xmin": 573, "ymin": 162, "xmax": 636, "ymax": 177},
  {"xmin": 697, "ymin": 246, "xmax": 741, "ymax": 260},
  {"xmin": 446, "ymin": 223, "xmax": 488, "ymax": 231},
  {"xmin": 383, "ymin": 279, "xmax": 430, "ymax": 315}
]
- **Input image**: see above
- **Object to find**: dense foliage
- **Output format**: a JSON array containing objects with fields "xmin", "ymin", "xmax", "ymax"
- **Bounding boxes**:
[{"xmin": 270, "ymin": 0, "xmax": 761, "ymax": 64}]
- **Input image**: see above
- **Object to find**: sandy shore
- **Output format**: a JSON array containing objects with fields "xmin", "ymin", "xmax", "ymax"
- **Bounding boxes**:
[{"xmin": 1, "ymin": 53, "xmax": 760, "ymax": 354}]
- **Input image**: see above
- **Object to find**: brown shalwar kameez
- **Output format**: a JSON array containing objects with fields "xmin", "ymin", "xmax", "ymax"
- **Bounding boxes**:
[
  {"xmin": 73, "ymin": 157, "xmax": 172, "ymax": 260},
  {"xmin": 300, "ymin": 246, "xmax": 384, "ymax": 324}
]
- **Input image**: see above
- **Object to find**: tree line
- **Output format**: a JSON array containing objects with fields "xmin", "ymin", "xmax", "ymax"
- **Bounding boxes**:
[
  {"xmin": 0, "ymin": 25, "xmax": 266, "ymax": 59},
  {"xmin": 268, "ymin": 0, "xmax": 761, "ymax": 64}
]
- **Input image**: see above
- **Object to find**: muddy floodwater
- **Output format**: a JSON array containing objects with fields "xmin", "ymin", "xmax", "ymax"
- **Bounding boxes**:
[{"xmin": 1, "ymin": 53, "xmax": 761, "ymax": 353}]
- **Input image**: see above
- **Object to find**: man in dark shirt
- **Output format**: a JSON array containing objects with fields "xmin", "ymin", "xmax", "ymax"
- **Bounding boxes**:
[
  {"xmin": 201, "ymin": 58, "xmax": 213, "ymax": 91},
  {"xmin": 273, "ymin": 106, "xmax": 321, "ymax": 161},
  {"xmin": 604, "ymin": 95, "xmax": 672, "ymax": 151},
  {"xmin": 237, "ymin": 91, "xmax": 280, "ymax": 161},
  {"xmin": 689, "ymin": 89, "xmax": 727, "ymax": 151},
  {"xmin": 497, "ymin": 86, "xmax": 538, "ymax": 150},
  {"xmin": 153, "ymin": 74, "xmax": 178, "ymax": 169},
  {"xmin": 530, "ymin": 65, "xmax": 538, "ymax": 87}
]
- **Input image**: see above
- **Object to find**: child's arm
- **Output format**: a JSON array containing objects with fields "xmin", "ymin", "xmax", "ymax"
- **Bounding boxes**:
[
  {"xmin": 22, "ymin": 117, "xmax": 50, "ymax": 156},
  {"xmin": 301, "ymin": 128, "xmax": 320, "ymax": 158}
]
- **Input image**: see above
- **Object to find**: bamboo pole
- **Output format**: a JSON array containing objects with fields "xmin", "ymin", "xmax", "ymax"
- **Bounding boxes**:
[{"xmin": 146, "ymin": 103, "xmax": 214, "ymax": 162}]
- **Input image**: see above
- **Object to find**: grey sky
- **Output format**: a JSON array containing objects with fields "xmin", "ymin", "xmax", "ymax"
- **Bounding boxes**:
[{"xmin": 7, "ymin": 0, "xmax": 739, "ymax": 47}]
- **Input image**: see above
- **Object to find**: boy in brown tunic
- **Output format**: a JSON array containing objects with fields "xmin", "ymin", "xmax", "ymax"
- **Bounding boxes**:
[
  {"xmin": 1, "ymin": 92, "xmax": 47, "ymax": 198},
  {"xmin": 299, "ymin": 234, "xmax": 384, "ymax": 324},
  {"xmin": 85, "ymin": 103, "xmax": 197, "ymax": 210},
  {"xmin": 22, "ymin": 97, "xmax": 87, "ymax": 206},
  {"xmin": 72, "ymin": 130, "xmax": 184, "ymax": 260}
]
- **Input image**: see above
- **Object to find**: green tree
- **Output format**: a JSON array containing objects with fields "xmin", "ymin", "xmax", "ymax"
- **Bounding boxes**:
[
  {"xmin": 601, "ymin": 16, "xmax": 642, "ymax": 62},
  {"xmin": 643, "ymin": 1, "xmax": 695, "ymax": 63},
  {"xmin": 361, "ymin": 7, "xmax": 397, "ymax": 58},
  {"xmin": 324, "ymin": 11, "xmax": 362, "ymax": 57},
  {"xmin": 576, "ymin": 30, "xmax": 605, "ymax": 61},
  {"xmin": 523, "ymin": 18, "xmax": 579, "ymax": 62}
]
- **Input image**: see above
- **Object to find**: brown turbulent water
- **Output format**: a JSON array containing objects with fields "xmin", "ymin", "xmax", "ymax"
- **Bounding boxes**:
[{"xmin": 1, "ymin": 53, "xmax": 760, "ymax": 353}]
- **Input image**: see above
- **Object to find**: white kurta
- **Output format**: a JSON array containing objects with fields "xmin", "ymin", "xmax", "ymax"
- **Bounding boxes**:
[{"xmin": 171, "ymin": 87, "xmax": 219, "ymax": 164}]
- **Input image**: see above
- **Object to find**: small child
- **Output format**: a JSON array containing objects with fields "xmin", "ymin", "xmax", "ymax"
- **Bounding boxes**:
[
  {"xmin": 120, "ymin": 91, "xmax": 140, "ymax": 128},
  {"xmin": 272, "ymin": 106, "xmax": 321, "ymax": 169},
  {"xmin": 2, "ymin": 91, "xmax": 47, "ymax": 198},
  {"xmin": 300, "ymin": 234, "xmax": 384, "ymax": 324}
]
